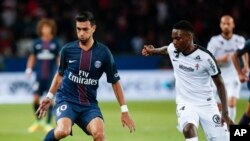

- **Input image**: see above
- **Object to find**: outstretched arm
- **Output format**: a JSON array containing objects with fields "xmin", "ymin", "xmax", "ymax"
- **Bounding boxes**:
[
  {"xmin": 212, "ymin": 75, "xmax": 234, "ymax": 127},
  {"xmin": 112, "ymin": 81, "xmax": 135, "ymax": 133},
  {"xmin": 142, "ymin": 45, "xmax": 168, "ymax": 56}
]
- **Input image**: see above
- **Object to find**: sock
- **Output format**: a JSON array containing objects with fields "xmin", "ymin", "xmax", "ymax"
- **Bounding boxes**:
[
  {"xmin": 44, "ymin": 129, "xmax": 58, "ymax": 141},
  {"xmin": 33, "ymin": 103, "xmax": 40, "ymax": 120},
  {"xmin": 47, "ymin": 105, "xmax": 53, "ymax": 124},
  {"xmin": 185, "ymin": 137, "xmax": 198, "ymax": 141},
  {"xmin": 228, "ymin": 107, "xmax": 236, "ymax": 122},
  {"xmin": 239, "ymin": 113, "xmax": 250, "ymax": 125}
]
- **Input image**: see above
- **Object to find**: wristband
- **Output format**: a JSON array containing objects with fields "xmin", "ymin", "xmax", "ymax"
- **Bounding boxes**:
[
  {"xmin": 46, "ymin": 92, "xmax": 54, "ymax": 100},
  {"xmin": 25, "ymin": 68, "xmax": 32, "ymax": 74},
  {"xmin": 121, "ymin": 105, "xmax": 129, "ymax": 113}
]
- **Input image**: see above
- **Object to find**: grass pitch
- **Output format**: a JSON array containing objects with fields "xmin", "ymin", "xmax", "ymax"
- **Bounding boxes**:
[{"xmin": 0, "ymin": 100, "xmax": 248, "ymax": 141}]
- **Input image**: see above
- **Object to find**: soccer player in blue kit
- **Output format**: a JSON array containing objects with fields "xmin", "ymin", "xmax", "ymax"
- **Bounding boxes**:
[
  {"xmin": 25, "ymin": 18, "xmax": 61, "ymax": 133},
  {"xmin": 36, "ymin": 11, "xmax": 135, "ymax": 141}
]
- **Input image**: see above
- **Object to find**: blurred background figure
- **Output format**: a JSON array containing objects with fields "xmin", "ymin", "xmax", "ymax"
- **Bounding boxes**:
[
  {"xmin": 25, "ymin": 18, "xmax": 61, "ymax": 133},
  {"xmin": 207, "ymin": 15, "xmax": 246, "ymax": 122}
]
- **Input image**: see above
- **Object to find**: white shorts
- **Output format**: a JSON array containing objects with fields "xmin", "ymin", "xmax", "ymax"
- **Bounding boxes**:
[
  {"xmin": 213, "ymin": 79, "xmax": 241, "ymax": 103},
  {"xmin": 176, "ymin": 104, "xmax": 229, "ymax": 140}
]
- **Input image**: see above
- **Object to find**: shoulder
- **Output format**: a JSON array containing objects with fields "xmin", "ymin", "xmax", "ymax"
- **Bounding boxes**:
[
  {"xmin": 60, "ymin": 41, "xmax": 78, "ymax": 52},
  {"xmin": 209, "ymin": 35, "xmax": 220, "ymax": 42},
  {"xmin": 196, "ymin": 45, "xmax": 215, "ymax": 59},
  {"xmin": 96, "ymin": 41, "xmax": 113, "ymax": 54},
  {"xmin": 233, "ymin": 34, "xmax": 245, "ymax": 41}
]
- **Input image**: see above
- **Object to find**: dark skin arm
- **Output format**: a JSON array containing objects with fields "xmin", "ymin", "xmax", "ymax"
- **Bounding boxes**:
[
  {"xmin": 212, "ymin": 75, "xmax": 234, "ymax": 128},
  {"xmin": 142, "ymin": 45, "xmax": 168, "ymax": 56},
  {"xmin": 232, "ymin": 52, "xmax": 248, "ymax": 82}
]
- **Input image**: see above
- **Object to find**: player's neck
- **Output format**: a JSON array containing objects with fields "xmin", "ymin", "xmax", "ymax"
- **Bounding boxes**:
[
  {"xmin": 41, "ymin": 35, "xmax": 53, "ymax": 42},
  {"xmin": 79, "ymin": 38, "xmax": 94, "ymax": 51},
  {"xmin": 221, "ymin": 32, "xmax": 233, "ymax": 40},
  {"xmin": 182, "ymin": 43, "xmax": 196, "ymax": 55}
]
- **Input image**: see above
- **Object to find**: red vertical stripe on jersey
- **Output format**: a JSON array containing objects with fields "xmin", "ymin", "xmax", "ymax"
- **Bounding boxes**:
[{"xmin": 77, "ymin": 50, "xmax": 92, "ymax": 105}]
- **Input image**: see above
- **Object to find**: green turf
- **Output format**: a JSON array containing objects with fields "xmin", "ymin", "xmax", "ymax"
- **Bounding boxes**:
[{"xmin": 0, "ymin": 100, "xmax": 248, "ymax": 141}]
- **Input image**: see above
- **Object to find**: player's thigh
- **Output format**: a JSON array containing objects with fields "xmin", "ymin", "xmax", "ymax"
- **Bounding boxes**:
[
  {"xmin": 75, "ymin": 106, "xmax": 103, "ymax": 135},
  {"xmin": 198, "ymin": 105, "xmax": 228, "ymax": 140},
  {"xmin": 54, "ymin": 101, "xmax": 78, "ymax": 124},
  {"xmin": 86, "ymin": 117, "xmax": 104, "ymax": 136},
  {"xmin": 176, "ymin": 104, "xmax": 199, "ymax": 133}
]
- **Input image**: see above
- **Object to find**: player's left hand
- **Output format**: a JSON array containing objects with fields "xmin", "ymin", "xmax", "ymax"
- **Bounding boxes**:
[
  {"xmin": 121, "ymin": 112, "xmax": 136, "ymax": 133},
  {"xmin": 221, "ymin": 112, "xmax": 234, "ymax": 130}
]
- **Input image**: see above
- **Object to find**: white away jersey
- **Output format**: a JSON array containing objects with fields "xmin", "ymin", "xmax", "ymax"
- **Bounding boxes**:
[
  {"xmin": 207, "ymin": 34, "xmax": 245, "ymax": 79},
  {"xmin": 168, "ymin": 43, "xmax": 220, "ymax": 106}
]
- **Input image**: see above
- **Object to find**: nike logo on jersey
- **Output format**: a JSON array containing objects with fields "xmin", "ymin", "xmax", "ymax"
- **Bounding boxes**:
[
  {"xmin": 173, "ymin": 59, "xmax": 178, "ymax": 61},
  {"xmin": 69, "ymin": 60, "xmax": 77, "ymax": 63}
]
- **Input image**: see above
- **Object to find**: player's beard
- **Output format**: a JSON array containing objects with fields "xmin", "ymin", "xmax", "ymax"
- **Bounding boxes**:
[{"xmin": 79, "ymin": 36, "xmax": 91, "ymax": 45}]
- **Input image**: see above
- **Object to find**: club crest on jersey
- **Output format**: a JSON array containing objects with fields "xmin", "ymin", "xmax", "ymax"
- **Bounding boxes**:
[
  {"xmin": 195, "ymin": 63, "xmax": 199, "ymax": 70},
  {"xmin": 94, "ymin": 60, "xmax": 102, "ymax": 68}
]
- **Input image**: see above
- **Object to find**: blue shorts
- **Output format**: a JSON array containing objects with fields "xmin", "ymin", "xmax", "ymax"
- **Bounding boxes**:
[
  {"xmin": 54, "ymin": 101, "xmax": 103, "ymax": 135},
  {"xmin": 33, "ymin": 79, "xmax": 51, "ymax": 96}
]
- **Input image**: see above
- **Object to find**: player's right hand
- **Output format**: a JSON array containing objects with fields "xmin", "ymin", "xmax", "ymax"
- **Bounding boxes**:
[
  {"xmin": 25, "ymin": 68, "xmax": 32, "ymax": 79},
  {"xmin": 142, "ymin": 45, "xmax": 154, "ymax": 56},
  {"xmin": 36, "ymin": 98, "xmax": 53, "ymax": 118},
  {"xmin": 238, "ymin": 72, "xmax": 248, "ymax": 83}
]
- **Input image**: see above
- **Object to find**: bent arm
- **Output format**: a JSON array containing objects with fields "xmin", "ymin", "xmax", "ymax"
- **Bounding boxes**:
[{"xmin": 232, "ymin": 51, "xmax": 243, "ymax": 74}]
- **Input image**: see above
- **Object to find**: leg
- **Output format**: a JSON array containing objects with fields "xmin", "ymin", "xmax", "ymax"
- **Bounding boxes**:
[
  {"xmin": 176, "ymin": 104, "xmax": 199, "ymax": 141},
  {"xmin": 183, "ymin": 123, "xmax": 198, "ymax": 141},
  {"xmin": 228, "ymin": 96, "xmax": 237, "ymax": 122},
  {"xmin": 86, "ymin": 117, "xmax": 105, "ymax": 141},
  {"xmin": 28, "ymin": 93, "xmax": 42, "ymax": 133},
  {"xmin": 44, "ymin": 117, "xmax": 72, "ymax": 141},
  {"xmin": 33, "ymin": 94, "xmax": 40, "ymax": 119},
  {"xmin": 239, "ymin": 101, "xmax": 250, "ymax": 125},
  {"xmin": 199, "ymin": 105, "xmax": 229, "ymax": 141}
]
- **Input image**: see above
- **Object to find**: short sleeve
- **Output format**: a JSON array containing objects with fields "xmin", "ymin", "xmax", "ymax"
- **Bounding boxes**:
[
  {"xmin": 207, "ymin": 38, "xmax": 216, "ymax": 54},
  {"xmin": 205, "ymin": 53, "xmax": 221, "ymax": 78},
  {"xmin": 104, "ymin": 48, "xmax": 120, "ymax": 83},
  {"xmin": 58, "ymin": 47, "xmax": 67, "ymax": 76}
]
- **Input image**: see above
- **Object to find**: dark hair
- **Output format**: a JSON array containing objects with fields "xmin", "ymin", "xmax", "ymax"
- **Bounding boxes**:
[
  {"xmin": 173, "ymin": 20, "xmax": 194, "ymax": 33},
  {"xmin": 75, "ymin": 11, "xmax": 95, "ymax": 25}
]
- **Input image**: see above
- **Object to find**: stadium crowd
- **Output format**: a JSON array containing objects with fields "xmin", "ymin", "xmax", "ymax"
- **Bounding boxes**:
[{"xmin": 0, "ymin": 0, "xmax": 250, "ymax": 69}]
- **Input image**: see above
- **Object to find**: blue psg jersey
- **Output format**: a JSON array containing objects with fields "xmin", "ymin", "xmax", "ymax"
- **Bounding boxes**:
[
  {"xmin": 56, "ymin": 40, "xmax": 120, "ymax": 105},
  {"xmin": 31, "ymin": 38, "xmax": 60, "ymax": 80}
]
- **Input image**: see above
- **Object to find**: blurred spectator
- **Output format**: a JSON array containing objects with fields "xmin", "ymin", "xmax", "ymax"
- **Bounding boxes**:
[{"xmin": 0, "ymin": 0, "xmax": 249, "ymax": 61}]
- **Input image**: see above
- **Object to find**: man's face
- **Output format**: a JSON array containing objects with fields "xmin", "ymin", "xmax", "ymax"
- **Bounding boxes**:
[
  {"xmin": 41, "ymin": 24, "xmax": 53, "ymax": 37},
  {"xmin": 171, "ymin": 29, "xmax": 191, "ymax": 52},
  {"xmin": 76, "ymin": 21, "xmax": 96, "ymax": 44},
  {"xmin": 220, "ymin": 17, "xmax": 234, "ymax": 35}
]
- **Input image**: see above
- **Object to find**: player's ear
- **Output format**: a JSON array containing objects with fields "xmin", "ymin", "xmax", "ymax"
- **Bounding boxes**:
[{"xmin": 91, "ymin": 25, "xmax": 96, "ymax": 33}]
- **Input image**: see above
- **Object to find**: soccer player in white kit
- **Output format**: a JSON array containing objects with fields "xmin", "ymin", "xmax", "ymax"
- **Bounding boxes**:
[
  {"xmin": 142, "ymin": 20, "xmax": 233, "ymax": 141},
  {"xmin": 207, "ymin": 15, "xmax": 246, "ymax": 122}
]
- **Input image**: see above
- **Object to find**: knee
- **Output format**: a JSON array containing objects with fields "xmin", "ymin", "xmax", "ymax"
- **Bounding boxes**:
[
  {"xmin": 92, "ymin": 130, "xmax": 105, "ymax": 140},
  {"xmin": 183, "ymin": 123, "xmax": 197, "ymax": 138},
  {"xmin": 54, "ymin": 128, "xmax": 71, "ymax": 139}
]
